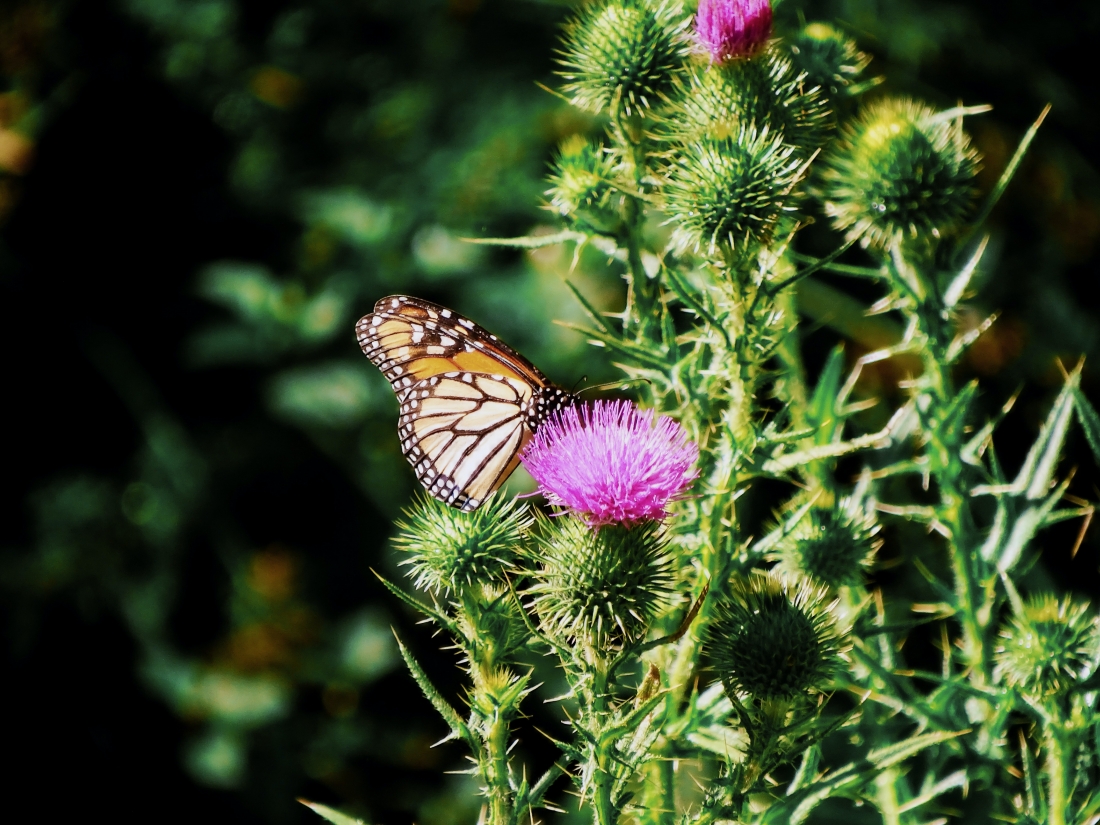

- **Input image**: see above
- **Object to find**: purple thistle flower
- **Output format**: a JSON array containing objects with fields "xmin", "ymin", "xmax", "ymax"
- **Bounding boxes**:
[
  {"xmin": 696, "ymin": 0, "xmax": 772, "ymax": 64},
  {"xmin": 521, "ymin": 400, "xmax": 699, "ymax": 526}
]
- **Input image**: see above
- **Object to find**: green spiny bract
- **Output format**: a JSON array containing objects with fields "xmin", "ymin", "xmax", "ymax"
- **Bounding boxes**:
[
  {"xmin": 673, "ymin": 45, "xmax": 831, "ymax": 153},
  {"xmin": 663, "ymin": 123, "xmax": 802, "ymax": 261},
  {"xmin": 772, "ymin": 502, "xmax": 880, "ymax": 589},
  {"xmin": 788, "ymin": 22, "xmax": 871, "ymax": 101},
  {"xmin": 820, "ymin": 96, "xmax": 981, "ymax": 249},
  {"xmin": 525, "ymin": 516, "xmax": 675, "ymax": 648},
  {"xmin": 455, "ymin": 584, "xmax": 532, "ymax": 673},
  {"xmin": 994, "ymin": 594, "xmax": 1100, "ymax": 697},
  {"xmin": 468, "ymin": 666, "xmax": 534, "ymax": 720},
  {"xmin": 708, "ymin": 572, "xmax": 844, "ymax": 701},
  {"xmin": 393, "ymin": 494, "xmax": 532, "ymax": 594},
  {"xmin": 558, "ymin": 0, "xmax": 689, "ymax": 117},
  {"xmin": 546, "ymin": 136, "xmax": 625, "ymax": 235}
]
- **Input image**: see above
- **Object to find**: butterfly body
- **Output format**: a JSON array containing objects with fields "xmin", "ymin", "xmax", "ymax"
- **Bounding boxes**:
[{"xmin": 357, "ymin": 296, "xmax": 573, "ymax": 511}]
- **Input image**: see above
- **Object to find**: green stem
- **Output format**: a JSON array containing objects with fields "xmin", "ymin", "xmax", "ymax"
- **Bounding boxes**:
[
  {"xmin": 486, "ymin": 710, "xmax": 514, "ymax": 825},
  {"xmin": 614, "ymin": 110, "xmax": 657, "ymax": 342},
  {"xmin": 591, "ymin": 661, "xmax": 616, "ymax": 825},
  {"xmin": 1044, "ymin": 717, "xmax": 1071, "ymax": 825},
  {"xmin": 918, "ymin": 323, "xmax": 988, "ymax": 685},
  {"xmin": 874, "ymin": 770, "xmax": 904, "ymax": 825}
]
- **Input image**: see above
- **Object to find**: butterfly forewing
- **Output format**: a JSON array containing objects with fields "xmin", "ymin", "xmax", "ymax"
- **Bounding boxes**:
[
  {"xmin": 356, "ymin": 295, "xmax": 549, "ymax": 393},
  {"xmin": 357, "ymin": 295, "xmax": 574, "ymax": 511}
]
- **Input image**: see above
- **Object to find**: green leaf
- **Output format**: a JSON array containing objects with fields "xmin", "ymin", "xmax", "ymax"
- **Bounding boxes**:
[
  {"xmin": 994, "ymin": 479, "xmax": 1071, "ymax": 573},
  {"xmin": 938, "ymin": 379, "xmax": 979, "ymax": 444},
  {"xmin": 766, "ymin": 730, "xmax": 966, "ymax": 825},
  {"xmin": 807, "ymin": 345, "xmax": 846, "ymax": 446},
  {"xmin": 868, "ymin": 729, "xmax": 966, "ymax": 768},
  {"xmin": 953, "ymin": 105, "xmax": 1050, "ymax": 263},
  {"xmin": 1019, "ymin": 731, "xmax": 1046, "ymax": 821},
  {"xmin": 371, "ymin": 570, "xmax": 454, "ymax": 631},
  {"xmin": 1073, "ymin": 387, "xmax": 1100, "ymax": 468},
  {"xmin": 565, "ymin": 279, "xmax": 619, "ymax": 335},
  {"xmin": 762, "ymin": 427, "xmax": 893, "ymax": 475},
  {"xmin": 393, "ymin": 634, "xmax": 472, "ymax": 745},
  {"xmin": 1009, "ymin": 366, "xmax": 1079, "ymax": 500},
  {"xmin": 942, "ymin": 234, "xmax": 989, "ymax": 309},
  {"xmin": 787, "ymin": 745, "xmax": 822, "ymax": 794},
  {"xmin": 557, "ymin": 320, "xmax": 670, "ymax": 370},
  {"xmin": 463, "ymin": 230, "xmax": 587, "ymax": 249},
  {"xmin": 299, "ymin": 800, "xmax": 367, "ymax": 825},
  {"xmin": 795, "ymin": 277, "xmax": 903, "ymax": 353},
  {"xmin": 896, "ymin": 770, "xmax": 968, "ymax": 814},
  {"xmin": 663, "ymin": 266, "xmax": 731, "ymax": 349}
]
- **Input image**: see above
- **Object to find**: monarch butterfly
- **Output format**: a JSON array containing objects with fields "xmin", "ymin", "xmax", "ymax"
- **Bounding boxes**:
[{"xmin": 357, "ymin": 295, "xmax": 574, "ymax": 511}]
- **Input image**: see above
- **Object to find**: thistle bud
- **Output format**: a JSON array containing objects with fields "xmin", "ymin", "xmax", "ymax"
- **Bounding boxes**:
[
  {"xmin": 772, "ymin": 502, "xmax": 880, "ymax": 590},
  {"xmin": 674, "ymin": 46, "xmax": 831, "ymax": 153},
  {"xmin": 788, "ymin": 23, "xmax": 871, "ymax": 101},
  {"xmin": 663, "ymin": 123, "xmax": 803, "ymax": 261},
  {"xmin": 708, "ymin": 572, "xmax": 843, "ymax": 701},
  {"xmin": 525, "ymin": 516, "xmax": 675, "ymax": 649},
  {"xmin": 695, "ymin": 0, "xmax": 772, "ymax": 64},
  {"xmin": 820, "ymin": 97, "xmax": 981, "ymax": 249},
  {"xmin": 546, "ymin": 137, "xmax": 624, "ymax": 235},
  {"xmin": 994, "ymin": 594, "xmax": 1100, "ymax": 697},
  {"xmin": 559, "ymin": 0, "xmax": 689, "ymax": 117},
  {"xmin": 393, "ymin": 494, "xmax": 531, "ymax": 594}
]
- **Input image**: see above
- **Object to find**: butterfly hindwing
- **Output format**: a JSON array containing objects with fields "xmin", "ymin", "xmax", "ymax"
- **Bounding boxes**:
[{"xmin": 398, "ymin": 372, "xmax": 533, "ymax": 511}]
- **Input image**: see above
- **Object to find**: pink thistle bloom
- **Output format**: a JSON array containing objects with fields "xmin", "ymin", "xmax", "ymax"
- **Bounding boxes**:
[
  {"xmin": 696, "ymin": 0, "xmax": 772, "ymax": 64},
  {"xmin": 521, "ymin": 400, "xmax": 699, "ymax": 526}
]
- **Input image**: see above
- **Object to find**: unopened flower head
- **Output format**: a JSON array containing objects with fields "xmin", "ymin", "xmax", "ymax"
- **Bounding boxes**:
[
  {"xmin": 559, "ymin": 0, "xmax": 689, "ymax": 117},
  {"xmin": 526, "ymin": 516, "xmax": 674, "ymax": 648},
  {"xmin": 393, "ymin": 494, "xmax": 531, "ymax": 594},
  {"xmin": 696, "ymin": 0, "xmax": 772, "ymax": 64},
  {"xmin": 521, "ymin": 400, "xmax": 698, "ymax": 526},
  {"xmin": 821, "ymin": 97, "xmax": 981, "ymax": 249},
  {"xmin": 995, "ymin": 594, "xmax": 1100, "ymax": 697},
  {"xmin": 773, "ymin": 501, "xmax": 881, "ymax": 589},
  {"xmin": 708, "ymin": 572, "xmax": 844, "ymax": 701}
]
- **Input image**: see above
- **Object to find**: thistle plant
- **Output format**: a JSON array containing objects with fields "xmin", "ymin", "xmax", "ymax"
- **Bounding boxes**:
[{"xmin": 356, "ymin": 3, "xmax": 1100, "ymax": 825}]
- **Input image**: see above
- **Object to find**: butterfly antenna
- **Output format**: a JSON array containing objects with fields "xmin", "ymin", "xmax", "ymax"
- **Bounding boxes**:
[{"xmin": 575, "ymin": 377, "xmax": 652, "ymax": 396}]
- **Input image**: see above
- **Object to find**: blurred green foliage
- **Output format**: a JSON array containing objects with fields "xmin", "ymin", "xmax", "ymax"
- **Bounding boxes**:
[{"xmin": 2, "ymin": 0, "xmax": 1100, "ymax": 823}]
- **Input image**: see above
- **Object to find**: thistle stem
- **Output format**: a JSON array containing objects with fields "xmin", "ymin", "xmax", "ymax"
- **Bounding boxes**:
[
  {"xmin": 591, "ymin": 660, "xmax": 616, "ymax": 825},
  {"xmin": 904, "ymin": 253, "xmax": 990, "ymax": 685},
  {"xmin": 486, "ymin": 711, "xmax": 514, "ymax": 825},
  {"xmin": 614, "ymin": 110, "xmax": 657, "ymax": 341},
  {"xmin": 1044, "ymin": 716, "xmax": 1071, "ymax": 825}
]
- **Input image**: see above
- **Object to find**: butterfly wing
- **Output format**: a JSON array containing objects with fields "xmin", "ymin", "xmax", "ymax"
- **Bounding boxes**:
[
  {"xmin": 356, "ymin": 295, "xmax": 572, "ymax": 511},
  {"xmin": 356, "ymin": 295, "xmax": 550, "ymax": 398},
  {"xmin": 399, "ymin": 372, "xmax": 535, "ymax": 511}
]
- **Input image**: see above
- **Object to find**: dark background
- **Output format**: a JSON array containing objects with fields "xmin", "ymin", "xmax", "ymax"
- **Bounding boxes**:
[{"xmin": 2, "ymin": 0, "xmax": 1099, "ymax": 822}]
